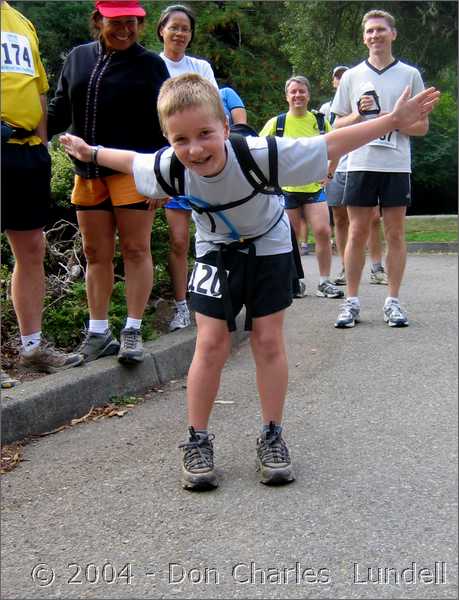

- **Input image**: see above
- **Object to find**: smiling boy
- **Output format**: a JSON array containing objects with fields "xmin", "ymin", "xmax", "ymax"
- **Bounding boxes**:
[{"xmin": 60, "ymin": 73, "xmax": 439, "ymax": 491}]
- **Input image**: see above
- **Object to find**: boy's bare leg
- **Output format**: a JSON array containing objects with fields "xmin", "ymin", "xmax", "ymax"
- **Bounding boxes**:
[
  {"xmin": 250, "ymin": 310, "xmax": 288, "ymax": 424},
  {"xmin": 186, "ymin": 313, "xmax": 232, "ymax": 429},
  {"xmin": 166, "ymin": 208, "xmax": 191, "ymax": 303}
]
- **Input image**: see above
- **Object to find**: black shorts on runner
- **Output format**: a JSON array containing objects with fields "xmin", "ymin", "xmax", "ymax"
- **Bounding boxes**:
[
  {"xmin": 343, "ymin": 171, "xmax": 411, "ymax": 208},
  {"xmin": 1, "ymin": 142, "xmax": 52, "ymax": 231},
  {"xmin": 283, "ymin": 190, "xmax": 324, "ymax": 209},
  {"xmin": 189, "ymin": 250, "xmax": 293, "ymax": 322}
]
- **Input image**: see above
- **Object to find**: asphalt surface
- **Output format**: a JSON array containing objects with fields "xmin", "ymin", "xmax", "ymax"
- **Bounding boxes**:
[{"xmin": 1, "ymin": 253, "xmax": 457, "ymax": 599}]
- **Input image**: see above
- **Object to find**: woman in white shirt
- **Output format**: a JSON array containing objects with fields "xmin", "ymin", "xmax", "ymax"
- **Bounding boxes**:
[{"xmin": 157, "ymin": 4, "xmax": 218, "ymax": 331}]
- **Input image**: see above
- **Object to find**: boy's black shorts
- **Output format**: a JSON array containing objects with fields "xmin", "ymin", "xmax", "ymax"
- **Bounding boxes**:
[
  {"xmin": 343, "ymin": 171, "xmax": 411, "ymax": 207},
  {"xmin": 189, "ymin": 250, "xmax": 293, "ymax": 321},
  {"xmin": 1, "ymin": 142, "xmax": 52, "ymax": 231}
]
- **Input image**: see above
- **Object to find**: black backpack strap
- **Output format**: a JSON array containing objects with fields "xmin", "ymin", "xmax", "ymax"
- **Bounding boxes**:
[
  {"xmin": 228, "ymin": 134, "xmax": 270, "ymax": 193},
  {"xmin": 275, "ymin": 113, "xmax": 287, "ymax": 137},
  {"xmin": 266, "ymin": 135, "xmax": 281, "ymax": 192},
  {"xmin": 312, "ymin": 110, "xmax": 326, "ymax": 135},
  {"xmin": 154, "ymin": 147, "xmax": 182, "ymax": 197}
]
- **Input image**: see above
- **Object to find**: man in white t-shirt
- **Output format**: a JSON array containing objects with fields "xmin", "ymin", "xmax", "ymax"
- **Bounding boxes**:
[{"xmin": 331, "ymin": 9, "xmax": 427, "ymax": 328}]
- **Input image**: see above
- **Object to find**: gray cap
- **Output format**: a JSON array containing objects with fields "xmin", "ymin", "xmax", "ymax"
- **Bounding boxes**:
[{"xmin": 333, "ymin": 65, "xmax": 349, "ymax": 77}]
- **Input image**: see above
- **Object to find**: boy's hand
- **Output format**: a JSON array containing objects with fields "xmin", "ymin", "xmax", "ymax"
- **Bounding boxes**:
[
  {"xmin": 59, "ymin": 133, "xmax": 92, "ymax": 162},
  {"xmin": 391, "ymin": 86, "xmax": 440, "ymax": 129},
  {"xmin": 145, "ymin": 197, "xmax": 169, "ymax": 211}
]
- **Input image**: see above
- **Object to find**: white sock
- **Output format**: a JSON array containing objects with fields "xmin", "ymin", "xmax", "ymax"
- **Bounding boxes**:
[
  {"xmin": 319, "ymin": 276, "xmax": 330, "ymax": 285},
  {"xmin": 89, "ymin": 319, "xmax": 109, "ymax": 334},
  {"xmin": 125, "ymin": 317, "xmax": 142, "ymax": 330},
  {"xmin": 385, "ymin": 296, "xmax": 399, "ymax": 307},
  {"xmin": 347, "ymin": 296, "xmax": 360, "ymax": 306},
  {"xmin": 21, "ymin": 331, "xmax": 42, "ymax": 353},
  {"xmin": 175, "ymin": 300, "xmax": 188, "ymax": 312}
]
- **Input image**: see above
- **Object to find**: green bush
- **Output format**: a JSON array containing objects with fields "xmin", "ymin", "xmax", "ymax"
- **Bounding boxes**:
[{"xmin": 50, "ymin": 145, "xmax": 75, "ymax": 208}]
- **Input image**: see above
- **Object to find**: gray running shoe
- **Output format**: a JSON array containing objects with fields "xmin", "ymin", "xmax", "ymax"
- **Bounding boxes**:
[
  {"xmin": 77, "ymin": 329, "xmax": 120, "ymax": 363},
  {"xmin": 256, "ymin": 422, "xmax": 295, "ymax": 485},
  {"xmin": 335, "ymin": 299, "xmax": 361, "ymax": 328},
  {"xmin": 293, "ymin": 279, "xmax": 307, "ymax": 298},
  {"xmin": 1, "ymin": 369, "xmax": 19, "ymax": 389},
  {"xmin": 384, "ymin": 300, "xmax": 409, "ymax": 327},
  {"xmin": 19, "ymin": 341, "xmax": 84, "ymax": 373},
  {"xmin": 179, "ymin": 427, "xmax": 218, "ymax": 490},
  {"xmin": 317, "ymin": 280, "xmax": 344, "ymax": 299},
  {"xmin": 370, "ymin": 266, "xmax": 388, "ymax": 285},
  {"xmin": 333, "ymin": 268, "xmax": 346, "ymax": 286},
  {"xmin": 118, "ymin": 328, "xmax": 144, "ymax": 364},
  {"xmin": 169, "ymin": 306, "xmax": 191, "ymax": 331}
]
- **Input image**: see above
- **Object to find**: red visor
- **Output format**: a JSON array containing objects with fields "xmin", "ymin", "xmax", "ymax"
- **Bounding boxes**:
[{"xmin": 95, "ymin": 1, "xmax": 146, "ymax": 18}]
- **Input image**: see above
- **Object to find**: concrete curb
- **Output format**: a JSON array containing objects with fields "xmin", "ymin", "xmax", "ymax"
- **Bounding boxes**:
[
  {"xmin": 305, "ymin": 242, "xmax": 458, "ymax": 254},
  {"xmin": 1, "ymin": 313, "xmax": 249, "ymax": 445}
]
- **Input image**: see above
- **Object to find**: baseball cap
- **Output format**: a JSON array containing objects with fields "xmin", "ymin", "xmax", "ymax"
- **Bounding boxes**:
[
  {"xmin": 95, "ymin": 1, "xmax": 146, "ymax": 18},
  {"xmin": 332, "ymin": 65, "xmax": 349, "ymax": 78}
]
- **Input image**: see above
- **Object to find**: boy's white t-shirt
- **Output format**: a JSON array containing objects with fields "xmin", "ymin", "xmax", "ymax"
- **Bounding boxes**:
[
  {"xmin": 331, "ymin": 59, "xmax": 425, "ymax": 173},
  {"xmin": 160, "ymin": 52, "xmax": 218, "ymax": 88},
  {"xmin": 133, "ymin": 136, "xmax": 328, "ymax": 257}
]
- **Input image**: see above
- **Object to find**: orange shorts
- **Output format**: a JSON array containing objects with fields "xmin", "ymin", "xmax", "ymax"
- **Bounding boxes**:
[{"xmin": 71, "ymin": 174, "xmax": 147, "ymax": 207}]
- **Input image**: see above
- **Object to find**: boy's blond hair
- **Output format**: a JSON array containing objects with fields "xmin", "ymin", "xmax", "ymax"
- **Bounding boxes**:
[
  {"xmin": 361, "ymin": 9, "xmax": 396, "ymax": 30},
  {"xmin": 158, "ymin": 73, "xmax": 226, "ymax": 135}
]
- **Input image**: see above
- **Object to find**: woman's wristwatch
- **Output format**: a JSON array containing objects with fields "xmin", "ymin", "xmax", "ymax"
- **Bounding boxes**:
[{"xmin": 91, "ymin": 145, "xmax": 103, "ymax": 165}]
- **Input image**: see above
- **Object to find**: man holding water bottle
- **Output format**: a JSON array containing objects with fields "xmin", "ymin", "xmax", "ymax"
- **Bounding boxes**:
[{"xmin": 331, "ymin": 9, "xmax": 428, "ymax": 329}]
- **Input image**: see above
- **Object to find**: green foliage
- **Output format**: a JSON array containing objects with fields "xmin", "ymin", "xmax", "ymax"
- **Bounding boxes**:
[
  {"xmin": 412, "ymin": 92, "xmax": 458, "ymax": 194},
  {"xmin": 50, "ymin": 145, "xmax": 74, "ymax": 208}
]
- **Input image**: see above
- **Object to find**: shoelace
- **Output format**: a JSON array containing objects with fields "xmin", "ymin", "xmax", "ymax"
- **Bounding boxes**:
[
  {"xmin": 338, "ymin": 300, "xmax": 358, "ymax": 315},
  {"xmin": 179, "ymin": 432, "xmax": 215, "ymax": 470},
  {"xmin": 386, "ymin": 302, "xmax": 405, "ymax": 319},
  {"xmin": 258, "ymin": 431, "xmax": 290, "ymax": 464},
  {"xmin": 122, "ymin": 329, "xmax": 139, "ymax": 349}
]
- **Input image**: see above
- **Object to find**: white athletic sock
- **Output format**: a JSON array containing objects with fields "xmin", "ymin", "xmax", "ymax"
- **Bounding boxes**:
[
  {"xmin": 347, "ymin": 296, "xmax": 360, "ymax": 306},
  {"xmin": 175, "ymin": 299, "xmax": 188, "ymax": 312},
  {"xmin": 89, "ymin": 319, "xmax": 109, "ymax": 334},
  {"xmin": 384, "ymin": 296, "xmax": 399, "ymax": 307},
  {"xmin": 319, "ymin": 276, "xmax": 330, "ymax": 285},
  {"xmin": 21, "ymin": 331, "xmax": 42, "ymax": 353},
  {"xmin": 125, "ymin": 317, "xmax": 142, "ymax": 330}
]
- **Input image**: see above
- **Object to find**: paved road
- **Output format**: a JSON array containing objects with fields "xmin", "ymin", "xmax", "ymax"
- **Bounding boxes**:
[{"xmin": 1, "ymin": 254, "xmax": 457, "ymax": 599}]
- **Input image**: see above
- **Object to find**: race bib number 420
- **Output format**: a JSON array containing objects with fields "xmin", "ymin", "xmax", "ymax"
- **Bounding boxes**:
[
  {"xmin": 188, "ymin": 262, "xmax": 225, "ymax": 298},
  {"xmin": 1, "ymin": 32, "xmax": 36, "ymax": 76},
  {"xmin": 368, "ymin": 130, "xmax": 397, "ymax": 149}
]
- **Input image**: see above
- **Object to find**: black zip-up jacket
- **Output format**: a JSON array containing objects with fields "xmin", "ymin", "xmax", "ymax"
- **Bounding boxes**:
[{"xmin": 48, "ymin": 41, "xmax": 170, "ymax": 178}]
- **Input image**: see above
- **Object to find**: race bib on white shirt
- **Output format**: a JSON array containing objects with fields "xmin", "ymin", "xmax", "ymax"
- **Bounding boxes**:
[
  {"xmin": 368, "ymin": 130, "xmax": 397, "ymax": 149},
  {"xmin": 188, "ymin": 262, "xmax": 226, "ymax": 298},
  {"xmin": 1, "ymin": 32, "xmax": 36, "ymax": 76}
]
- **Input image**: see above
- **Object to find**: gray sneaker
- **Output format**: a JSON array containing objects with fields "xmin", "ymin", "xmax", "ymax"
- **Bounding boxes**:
[
  {"xmin": 293, "ymin": 279, "xmax": 307, "ymax": 298},
  {"xmin": 169, "ymin": 306, "xmax": 191, "ymax": 331},
  {"xmin": 333, "ymin": 268, "xmax": 347, "ymax": 286},
  {"xmin": 19, "ymin": 341, "xmax": 84, "ymax": 374},
  {"xmin": 118, "ymin": 328, "xmax": 144, "ymax": 364},
  {"xmin": 384, "ymin": 300, "xmax": 409, "ymax": 327},
  {"xmin": 370, "ymin": 266, "xmax": 388, "ymax": 285},
  {"xmin": 77, "ymin": 329, "xmax": 120, "ymax": 363},
  {"xmin": 335, "ymin": 299, "xmax": 361, "ymax": 328},
  {"xmin": 179, "ymin": 427, "xmax": 218, "ymax": 490},
  {"xmin": 1, "ymin": 369, "xmax": 20, "ymax": 389},
  {"xmin": 317, "ymin": 280, "xmax": 344, "ymax": 299},
  {"xmin": 256, "ymin": 422, "xmax": 295, "ymax": 485}
]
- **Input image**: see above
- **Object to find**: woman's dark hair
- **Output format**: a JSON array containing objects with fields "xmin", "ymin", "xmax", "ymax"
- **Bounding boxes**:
[
  {"xmin": 89, "ymin": 10, "xmax": 145, "ymax": 41},
  {"xmin": 156, "ymin": 4, "xmax": 195, "ymax": 46}
]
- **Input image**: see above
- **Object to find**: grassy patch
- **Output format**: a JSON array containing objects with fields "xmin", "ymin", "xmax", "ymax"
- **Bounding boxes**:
[{"xmin": 404, "ymin": 217, "xmax": 457, "ymax": 243}]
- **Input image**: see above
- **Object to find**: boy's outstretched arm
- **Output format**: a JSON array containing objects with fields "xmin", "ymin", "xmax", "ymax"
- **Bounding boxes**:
[
  {"xmin": 59, "ymin": 133, "xmax": 136, "ymax": 174},
  {"xmin": 325, "ymin": 86, "xmax": 440, "ymax": 162}
]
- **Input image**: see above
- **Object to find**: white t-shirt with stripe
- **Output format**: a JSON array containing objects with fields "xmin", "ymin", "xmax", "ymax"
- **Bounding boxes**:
[{"xmin": 331, "ymin": 59, "xmax": 425, "ymax": 173}]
